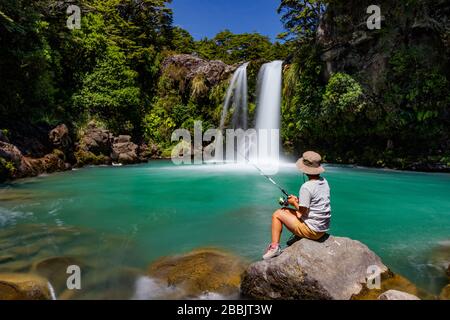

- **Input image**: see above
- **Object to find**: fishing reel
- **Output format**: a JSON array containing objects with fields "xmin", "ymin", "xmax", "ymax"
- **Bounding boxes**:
[{"xmin": 278, "ymin": 196, "xmax": 289, "ymax": 207}]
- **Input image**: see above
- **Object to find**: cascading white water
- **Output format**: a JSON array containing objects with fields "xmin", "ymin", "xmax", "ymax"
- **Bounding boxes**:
[
  {"xmin": 218, "ymin": 63, "xmax": 249, "ymax": 130},
  {"xmin": 252, "ymin": 60, "xmax": 283, "ymax": 163},
  {"xmin": 214, "ymin": 60, "xmax": 282, "ymax": 170},
  {"xmin": 215, "ymin": 63, "xmax": 249, "ymax": 162}
]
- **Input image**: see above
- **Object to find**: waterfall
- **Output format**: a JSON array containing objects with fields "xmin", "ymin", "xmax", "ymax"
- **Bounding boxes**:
[
  {"xmin": 253, "ymin": 60, "xmax": 283, "ymax": 163},
  {"xmin": 214, "ymin": 60, "xmax": 282, "ymax": 168},
  {"xmin": 215, "ymin": 63, "xmax": 249, "ymax": 162},
  {"xmin": 218, "ymin": 62, "xmax": 249, "ymax": 131}
]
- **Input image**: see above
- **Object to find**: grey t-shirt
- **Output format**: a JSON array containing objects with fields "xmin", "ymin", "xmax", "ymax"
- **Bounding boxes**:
[{"xmin": 299, "ymin": 178, "xmax": 331, "ymax": 232}]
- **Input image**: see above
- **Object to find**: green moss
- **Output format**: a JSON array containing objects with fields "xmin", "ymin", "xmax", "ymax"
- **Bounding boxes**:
[
  {"xmin": 75, "ymin": 150, "xmax": 109, "ymax": 167},
  {"xmin": 0, "ymin": 157, "xmax": 16, "ymax": 182}
]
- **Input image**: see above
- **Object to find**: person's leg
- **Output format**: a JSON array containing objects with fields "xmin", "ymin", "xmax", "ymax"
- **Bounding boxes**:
[
  {"xmin": 271, "ymin": 208, "xmax": 301, "ymax": 244},
  {"xmin": 264, "ymin": 208, "xmax": 301, "ymax": 259}
]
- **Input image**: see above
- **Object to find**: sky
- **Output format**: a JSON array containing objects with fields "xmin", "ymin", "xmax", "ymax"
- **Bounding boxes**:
[{"xmin": 169, "ymin": 0, "xmax": 285, "ymax": 42}]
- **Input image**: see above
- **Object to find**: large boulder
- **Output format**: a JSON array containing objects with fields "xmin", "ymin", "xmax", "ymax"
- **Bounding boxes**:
[
  {"xmin": 0, "ymin": 273, "xmax": 54, "ymax": 300},
  {"xmin": 378, "ymin": 290, "xmax": 420, "ymax": 300},
  {"xmin": 0, "ymin": 141, "xmax": 23, "ymax": 167},
  {"xmin": 241, "ymin": 236, "xmax": 390, "ymax": 300},
  {"xmin": 75, "ymin": 121, "xmax": 112, "ymax": 166},
  {"xmin": 49, "ymin": 124, "xmax": 72, "ymax": 152},
  {"xmin": 79, "ymin": 121, "xmax": 112, "ymax": 155},
  {"xmin": 162, "ymin": 54, "xmax": 236, "ymax": 87},
  {"xmin": 147, "ymin": 248, "xmax": 247, "ymax": 298},
  {"xmin": 111, "ymin": 135, "xmax": 139, "ymax": 164}
]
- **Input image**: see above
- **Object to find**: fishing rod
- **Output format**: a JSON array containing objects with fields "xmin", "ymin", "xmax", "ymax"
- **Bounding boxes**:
[{"xmin": 238, "ymin": 150, "xmax": 290, "ymax": 206}]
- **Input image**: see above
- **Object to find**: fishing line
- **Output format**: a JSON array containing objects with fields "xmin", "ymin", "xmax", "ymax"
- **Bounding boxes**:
[{"xmin": 237, "ymin": 149, "xmax": 289, "ymax": 197}]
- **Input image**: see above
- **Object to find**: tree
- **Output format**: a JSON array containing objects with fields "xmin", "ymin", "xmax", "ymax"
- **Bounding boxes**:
[
  {"xmin": 278, "ymin": 0, "xmax": 327, "ymax": 42},
  {"xmin": 72, "ymin": 47, "xmax": 141, "ymax": 134}
]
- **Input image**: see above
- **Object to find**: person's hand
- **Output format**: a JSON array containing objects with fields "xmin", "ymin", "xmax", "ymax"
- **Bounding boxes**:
[
  {"xmin": 296, "ymin": 211, "xmax": 302, "ymax": 219},
  {"xmin": 287, "ymin": 195, "xmax": 299, "ymax": 206}
]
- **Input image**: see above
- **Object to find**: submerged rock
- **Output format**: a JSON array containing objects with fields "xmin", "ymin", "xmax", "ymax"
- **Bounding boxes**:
[
  {"xmin": 0, "ymin": 273, "xmax": 53, "ymax": 300},
  {"xmin": 147, "ymin": 248, "xmax": 247, "ymax": 298},
  {"xmin": 440, "ymin": 284, "xmax": 450, "ymax": 300},
  {"xmin": 241, "ymin": 236, "xmax": 390, "ymax": 300},
  {"xmin": 378, "ymin": 290, "xmax": 420, "ymax": 300},
  {"xmin": 31, "ymin": 256, "xmax": 84, "ymax": 295}
]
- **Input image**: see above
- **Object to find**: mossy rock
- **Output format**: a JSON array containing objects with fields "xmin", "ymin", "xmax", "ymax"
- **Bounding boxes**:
[
  {"xmin": 75, "ymin": 150, "xmax": 110, "ymax": 166},
  {"xmin": 352, "ymin": 271, "xmax": 434, "ymax": 300},
  {"xmin": 0, "ymin": 157, "xmax": 15, "ymax": 181},
  {"xmin": 0, "ymin": 273, "xmax": 53, "ymax": 300},
  {"xmin": 31, "ymin": 256, "xmax": 84, "ymax": 295},
  {"xmin": 440, "ymin": 284, "xmax": 450, "ymax": 300},
  {"xmin": 148, "ymin": 248, "xmax": 247, "ymax": 297}
]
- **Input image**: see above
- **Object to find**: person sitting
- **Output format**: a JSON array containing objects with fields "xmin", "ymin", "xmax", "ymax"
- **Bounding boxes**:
[{"xmin": 263, "ymin": 151, "xmax": 332, "ymax": 260}]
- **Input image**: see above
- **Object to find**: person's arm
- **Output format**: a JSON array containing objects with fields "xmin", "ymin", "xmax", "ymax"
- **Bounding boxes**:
[{"xmin": 287, "ymin": 195, "xmax": 308, "ymax": 219}]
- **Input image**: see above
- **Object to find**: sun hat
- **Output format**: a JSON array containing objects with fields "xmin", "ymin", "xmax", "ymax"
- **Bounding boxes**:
[{"xmin": 296, "ymin": 151, "xmax": 325, "ymax": 175}]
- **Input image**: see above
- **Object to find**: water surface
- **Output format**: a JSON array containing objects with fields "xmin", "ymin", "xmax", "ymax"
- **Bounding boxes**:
[{"xmin": 0, "ymin": 161, "xmax": 449, "ymax": 298}]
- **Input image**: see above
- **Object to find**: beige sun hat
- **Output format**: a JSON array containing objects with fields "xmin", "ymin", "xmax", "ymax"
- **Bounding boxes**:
[{"xmin": 296, "ymin": 151, "xmax": 325, "ymax": 175}]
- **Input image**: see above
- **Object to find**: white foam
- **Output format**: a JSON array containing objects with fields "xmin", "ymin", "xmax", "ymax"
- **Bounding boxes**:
[
  {"xmin": 0, "ymin": 207, "xmax": 32, "ymax": 227},
  {"xmin": 131, "ymin": 276, "xmax": 183, "ymax": 300}
]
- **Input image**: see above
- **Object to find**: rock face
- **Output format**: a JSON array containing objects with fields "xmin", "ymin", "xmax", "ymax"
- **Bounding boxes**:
[
  {"xmin": 162, "ymin": 54, "xmax": 236, "ymax": 87},
  {"xmin": 0, "ymin": 273, "xmax": 53, "ymax": 300},
  {"xmin": 241, "ymin": 236, "xmax": 389, "ymax": 300},
  {"xmin": 111, "ymin": 135, "xmax": 139, "ymax": 164},
  {"xmin": 317, "ymin": 1, "xmax": 450, "ymax": 94},
  {"xmin": 148, "ymin": 248, "xmax": 247, "ymax": 298},
  {"xmin": 378, "ymin": 290, "xmax": 420, "ymax": 300}
]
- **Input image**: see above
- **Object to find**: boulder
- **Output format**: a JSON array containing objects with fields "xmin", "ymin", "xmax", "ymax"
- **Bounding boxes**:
[
  {"xmin": 162, "ymin": 54, "xmax": 236, "ymax": 87},
  {"xmin": 19, "ymin": 150, "xmax": 68, "ymax": 177},
  {"xmin": 0, "ymin": 273, "xmax": 54, "ymax": 300},
  {"xmin": 114, "ymin": 135, "xmax": 131, "ymax": 144},
  {"xmin": 79, "ymin": 121, "xmax": 112, "ymax": 155},
  {"xmin": 49, "ymin": 124, "xmax": 72, "ymax": 151},
  {"xmin": 0, "ymin": 141, "xmax": 23, "ymax": 167},
  {"xmin": 147, "ymin": 248, "xmax": 247, "ymax": 298},
  {"xmin": 241, "ymin": 236, "xmax": 389, "ymax": 300},
  {"xmin": 111, "ymin": 140, "xmax": 139, "ymax": 164},
  {"xmin": 378, "ymin": 290, "xmax": 420, "ymax": 300},
  {"xmin": 440, "ymin": 284, "xmax": 450, "ymax": 300},
  {"xmin": 31, "ymin": 256, "xmax": 83, "ymax": 295},
  {"xmin": 75, "ymin": 121, "xmax": 112, "ymax": 165}
]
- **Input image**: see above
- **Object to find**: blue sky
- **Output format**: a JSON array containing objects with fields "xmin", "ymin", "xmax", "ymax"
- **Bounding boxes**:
[{"xmin": 169, "ymin": 0, "xmax": 284, "ymax": 41}]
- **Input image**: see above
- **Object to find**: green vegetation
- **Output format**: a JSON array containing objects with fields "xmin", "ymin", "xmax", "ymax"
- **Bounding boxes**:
[
  {"xmin": 1, "ymin": 0, "xmax": 449, "ymax": 170},
  {"xmin": 0, "ymin": 157, "xmax": 15, "ymax": 181}
]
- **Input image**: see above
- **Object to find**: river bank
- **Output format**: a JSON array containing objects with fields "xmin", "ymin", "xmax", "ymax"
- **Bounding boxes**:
[{"xmin": 2, "ymin": 120, "xmax": 450, "ymax": 185}]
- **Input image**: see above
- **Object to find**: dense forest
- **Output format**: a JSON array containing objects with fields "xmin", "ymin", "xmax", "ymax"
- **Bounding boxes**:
[{"xmin": 1, "ymin": 0, "xmax": 450, "ymax": 181}]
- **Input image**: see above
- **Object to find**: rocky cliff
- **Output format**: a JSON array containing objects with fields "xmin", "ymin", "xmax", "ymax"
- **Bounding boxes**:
[{"xmin": 318, "ymin": 0, "xmax": 450, "ymax": 94}]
